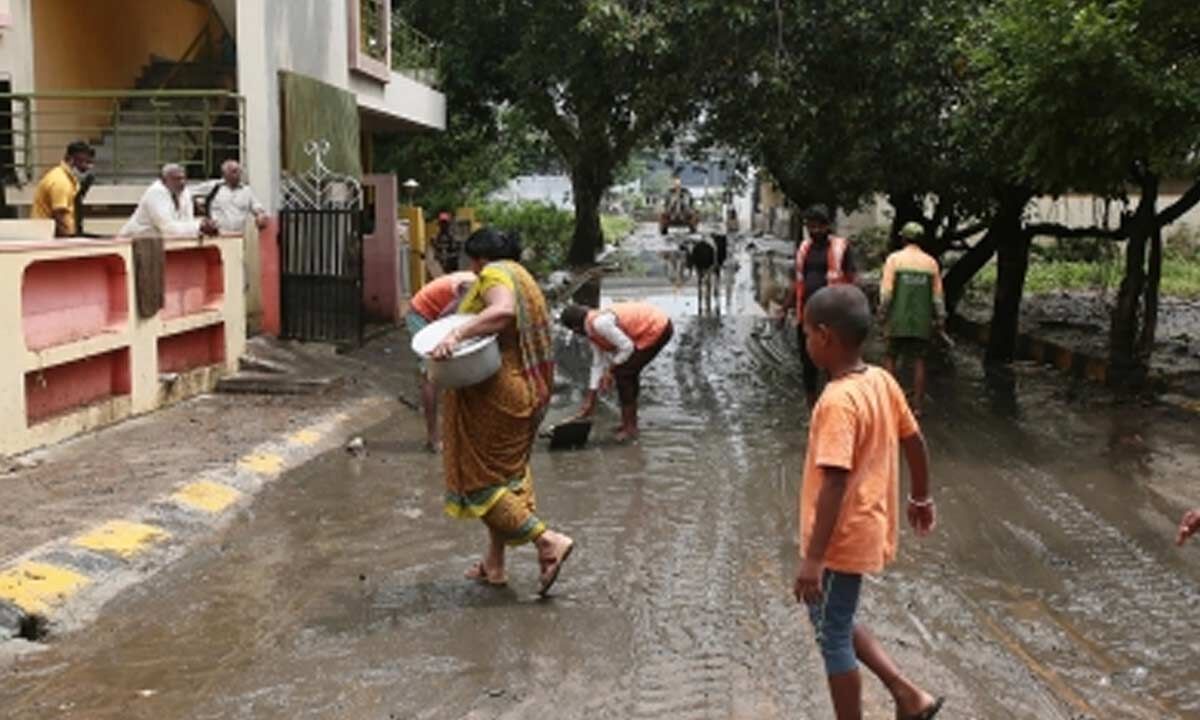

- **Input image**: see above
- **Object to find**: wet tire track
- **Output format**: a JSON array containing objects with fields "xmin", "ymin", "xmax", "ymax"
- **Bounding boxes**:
[
  {"xmin": 912, "ymin": 372, "xmax": 1198, "ymax": 718},
  {"xmin": 992, "ymin": 458, "xmax": 1200, "ymax": 716},
  {"xmin": 601, "ymin": 317, "xmax": 742, "ymax": 720}
]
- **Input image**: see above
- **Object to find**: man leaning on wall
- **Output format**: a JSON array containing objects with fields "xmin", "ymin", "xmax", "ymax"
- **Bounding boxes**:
[
  {"xmin": 31, "ymin": 141, "xmax": 94, "ymax": 238},
  {"xmin": 120, "ymin": 164, "xmax": 219, "ymax": 239},
  {"xmin": 194, "ymin": 159, "xmax": 269, "ymax": 234},
  {"xmin": 119, "ymin": 164, "xmax": 219, "ymax": 320}
]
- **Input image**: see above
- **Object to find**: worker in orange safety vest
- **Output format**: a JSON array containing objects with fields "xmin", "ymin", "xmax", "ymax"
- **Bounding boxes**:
[{"xmin": 778, "ymin": 204, "xmax": 858, "ymax": 406}]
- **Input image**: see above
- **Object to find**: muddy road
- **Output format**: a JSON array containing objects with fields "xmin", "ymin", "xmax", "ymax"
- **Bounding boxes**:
[{"xmin": 3, "ymin": 227, "xmax": 1200, "ymax": 719}]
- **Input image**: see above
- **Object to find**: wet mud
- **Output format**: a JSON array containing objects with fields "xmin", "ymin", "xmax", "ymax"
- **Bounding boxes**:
[
  {"xmin": 2, "ymin": 226, "xmax": 1200, "ymax": 719},
  {"xmin": 960, "ymin": 290, "xmax": 1200, "ymax": 381}
]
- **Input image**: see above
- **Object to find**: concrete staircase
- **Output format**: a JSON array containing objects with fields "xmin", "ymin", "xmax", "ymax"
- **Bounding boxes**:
[{"xmin": 89, "ymin": 57, "xmax": 237, "ymax": 184}]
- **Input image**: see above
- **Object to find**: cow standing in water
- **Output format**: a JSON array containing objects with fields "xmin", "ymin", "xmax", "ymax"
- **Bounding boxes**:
[{"xmin": 686, "ymin": 233, "xmax": 729, "ymax": 315}]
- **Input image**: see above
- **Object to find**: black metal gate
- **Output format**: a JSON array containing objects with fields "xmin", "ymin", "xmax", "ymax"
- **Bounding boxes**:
[{"xmin": 279, "ymin": 207, "xmax": 364, "ymax": 344}]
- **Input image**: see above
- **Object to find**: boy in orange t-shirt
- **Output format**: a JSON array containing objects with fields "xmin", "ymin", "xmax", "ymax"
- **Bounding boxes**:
[{"xmin": 794, "ymin": 285, "xmax": 943, "ymax": 720}]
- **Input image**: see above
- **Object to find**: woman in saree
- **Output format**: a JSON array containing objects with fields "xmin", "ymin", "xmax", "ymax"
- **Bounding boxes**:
[{"xmin": 430, "ymin": 228, "xmax": 575, "ymax": 595}]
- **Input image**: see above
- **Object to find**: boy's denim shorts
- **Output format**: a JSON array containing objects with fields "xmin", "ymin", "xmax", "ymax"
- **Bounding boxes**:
[{"xmin": 806, "ymin": 570, "xmax": 863, "ymax": 676}]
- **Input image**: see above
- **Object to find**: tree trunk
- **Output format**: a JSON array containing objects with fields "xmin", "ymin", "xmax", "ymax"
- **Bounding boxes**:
[
  {"xmin": 1109, "ymin": 174, "xmax": 1158, "ymax": 386},
  {"xmin": 566, "ymin": 167, "xmax": 609, "ymax": 307},
  {"xmin": 1136, "ymin": 224, "xmax": 1162, "ymax": 363},
  {"xmin": 986, "ymin": 230, "xmax": 1032, "ymax": 365},
  {"xmin": 943, "ymin": 188, "xmax": 1032, "ymax": 319},
  {"xmin": 984, "ymin": 187, "xmax": 1035, "ymax": 365},
  {"xmin": 567, "ymin": 175, "xmax": 605, "ymax": 267},
  {"xmin": 943, "ymin": 232, "xmax": 997, "ymax": 316},
  {"xmin": 888, "ymin": 193, "xmax": 922, "ymax": 252},
  {"xmin": 1110, "ymin": 232, "xmax": 1147, "ymax": 381}
]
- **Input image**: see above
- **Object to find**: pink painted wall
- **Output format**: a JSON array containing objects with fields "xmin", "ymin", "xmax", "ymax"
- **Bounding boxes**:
[
  {"xmin": 362, "ymin": 175, "xmax": 402, "ymax": 322},
  {"xmin": 158, "ymin": 325, "xmax": 226, "ymax": 374},
  {"xmin": 22, "ymin": 255, "xmax": 128, "ymax": 351},
  {"xmin": 25, "ymin": 349, "xmax": 131, "ymax": 424},
  {"xmin": 162, "ymin": 247, "xmax": 223, "ymax": 321},
  {"xmin": 259, "ymin": 218, "xmax": 281, "ymax": 337}
]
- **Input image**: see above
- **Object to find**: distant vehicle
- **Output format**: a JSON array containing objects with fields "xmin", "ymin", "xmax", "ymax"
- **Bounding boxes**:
[{"xmin": 659, "ymin": 182, "xmax": 699, "ymax": 235}]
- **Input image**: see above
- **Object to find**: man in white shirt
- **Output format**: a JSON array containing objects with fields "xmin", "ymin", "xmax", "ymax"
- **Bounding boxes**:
[
  {"xmin": 120, "ymin": 164, "xmax": 218, "ymax": 238},
  {"xmin": 195, "ymin": 159, "xmax": 268, "ymax": 233},
  {"xmin": 559, "ymin": 302, "xmax": 675, "ymax": 441}
]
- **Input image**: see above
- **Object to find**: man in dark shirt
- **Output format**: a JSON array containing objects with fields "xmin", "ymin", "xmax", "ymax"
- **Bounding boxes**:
[
  {"xmin": 432, "ymin": 211, "xmax": 461, "ymax": 273},
  {"xmin": 780, "ymin": 204, "xmax": 858, "ymax": 405}
]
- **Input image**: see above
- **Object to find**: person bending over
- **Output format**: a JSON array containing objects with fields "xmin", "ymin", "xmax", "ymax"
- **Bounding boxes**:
[{"xmin": 560, "ymin": 302, "xmax": 673, "ymax": 442}]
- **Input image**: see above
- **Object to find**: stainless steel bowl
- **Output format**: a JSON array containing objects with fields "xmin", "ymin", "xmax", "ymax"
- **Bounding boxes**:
[{"xmin": 411, "ymin": 314, "xmax": 501, "ymax": 389}]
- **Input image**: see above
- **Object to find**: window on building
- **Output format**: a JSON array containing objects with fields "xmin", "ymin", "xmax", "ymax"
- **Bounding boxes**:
[
  {"xmin": 350, "ymin": 0, "xmax": 391, "ymax": 82},
  {"xmin": 360, "ymin": 0, "xmax": 388, "ymax": 63}
]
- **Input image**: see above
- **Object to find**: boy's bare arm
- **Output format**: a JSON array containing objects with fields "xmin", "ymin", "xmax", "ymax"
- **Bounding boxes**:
[
  {"xmin": 901, "ymin": 432, "xmax": 936, "ymax": 536},
  {"xmin": 794, "ymin": 467, "xmax": 849, "ymax": 604}
]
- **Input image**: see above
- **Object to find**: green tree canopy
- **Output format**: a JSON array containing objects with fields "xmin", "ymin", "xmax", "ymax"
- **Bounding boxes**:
[
  {"xmin": 698, "ymin": 0, "xmax": 987, "ymax": 238},
  {"xmin": 414, "ymin": 1, "xmax": 715, "ymax": 266},
  {"xmin": 966, "ymin": 0, "xmax": 1200, "ymax": 378}
]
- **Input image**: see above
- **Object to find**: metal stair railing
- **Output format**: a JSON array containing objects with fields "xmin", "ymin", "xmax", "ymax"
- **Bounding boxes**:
[
  {"xmin": 0, "ymin": 90, "xmax": 245, "ymax": 186},
  {"xmin": 390, "ymin": 14, "xmax": 441, "ymax": 88}
]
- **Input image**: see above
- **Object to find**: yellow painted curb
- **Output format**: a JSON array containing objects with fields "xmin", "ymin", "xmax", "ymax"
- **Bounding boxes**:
[
  {"xmin": 0, "ymin": 562, "xmax": 90, "ymax": 614},
  {"xmin": 288, "ymin": 429, "xmax": 322, "ymax": 447},
  {"xmin": 238, "ymin": 452, "xmax": 284, "ymax": 476},
  {"xmin": 73, "ymin": 520, "xmax": 170, "ymax": 558},
  {"xmin": 173, "ymin": 480, "xmax": 242, "ymax": 514}
]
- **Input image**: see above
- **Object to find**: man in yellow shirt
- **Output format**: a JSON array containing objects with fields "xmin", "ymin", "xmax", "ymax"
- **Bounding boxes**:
[{"xmin": 31, "ymin": 141, "xmax": 94, "ymax": 237}]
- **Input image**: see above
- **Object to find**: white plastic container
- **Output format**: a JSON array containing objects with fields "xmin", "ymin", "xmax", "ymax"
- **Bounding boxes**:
[{"xmin": 411, "ymin": 314, "xmax": 501, "ymax": 388}]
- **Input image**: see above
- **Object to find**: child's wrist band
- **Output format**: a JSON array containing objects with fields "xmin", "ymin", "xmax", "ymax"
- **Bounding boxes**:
[{"xmin": 907, "ymin": 495, "xmax": 934, "ymax": 507}]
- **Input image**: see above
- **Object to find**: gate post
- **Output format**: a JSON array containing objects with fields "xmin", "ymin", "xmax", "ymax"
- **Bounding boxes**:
[
  {"xmin": 259, "ymin": 217, "xmax": 281, "ymax": 337},
  {"xmin": 402, "ymin": 205, "xmax": 427, "ymax": 293}
]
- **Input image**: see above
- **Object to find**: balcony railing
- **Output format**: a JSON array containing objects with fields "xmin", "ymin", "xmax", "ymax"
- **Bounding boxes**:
[
  {"xmin": 391, "ymin": 15, "xmax": 441, "ymax": 88},
  {"xmin": 0, "ymin": 90, "xmax": 245, "ymax": 186}
]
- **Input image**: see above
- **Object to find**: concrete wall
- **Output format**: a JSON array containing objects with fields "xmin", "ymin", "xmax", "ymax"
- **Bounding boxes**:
[
  {"xmin": 0, "ymin": 232, "xmax": 245, "ymax": 455},
  {"xmin": 362, "ymin": 174, "xmax": 402, "ymax": 322},
  {"xmin": 1032, "ymin": 192, "xmax": 1200, "ymax": 236},
  {"xmin": 351, "ymin": 72, "xmax": 445, "ymax": 132},
  {"xmin": 32, "ymin": 0, "xmax": 208, "ymax": 92},
  {"xmin": 843, "ymin": 192, "xmax": 1200, "ymax": 242},
  {"xmin": 237, "ymin": 0, "xmax": 446, "ymax": 211},
  {"xmin": 759, "ymin": 189, "xmax": 1199, "ymax": 250}
]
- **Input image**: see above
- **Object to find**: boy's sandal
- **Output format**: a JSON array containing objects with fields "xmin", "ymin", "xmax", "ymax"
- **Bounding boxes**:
[{"xmin": 900, "ymin": 697, "xmax": 944, "ymax": 720}]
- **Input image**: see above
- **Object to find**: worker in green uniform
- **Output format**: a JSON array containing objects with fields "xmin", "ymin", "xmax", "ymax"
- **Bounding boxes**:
[{"xmin": 879, "ymin": 222, "xmax": 945, "ymax": 415}]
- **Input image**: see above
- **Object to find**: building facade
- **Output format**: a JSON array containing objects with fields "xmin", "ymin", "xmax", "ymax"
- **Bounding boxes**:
[{"xmin": 0, "ymin": 0, "xmax": 445, "ymax": 218}]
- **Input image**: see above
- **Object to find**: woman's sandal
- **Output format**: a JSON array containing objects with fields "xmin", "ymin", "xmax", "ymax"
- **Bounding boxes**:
[
  {"xmin": 464, "ymin": 561, "xmax": 507, "ymax": 587},
  {"xmin": 538, "ymin": 540, "xmax": 575, "ymax": 596}
]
